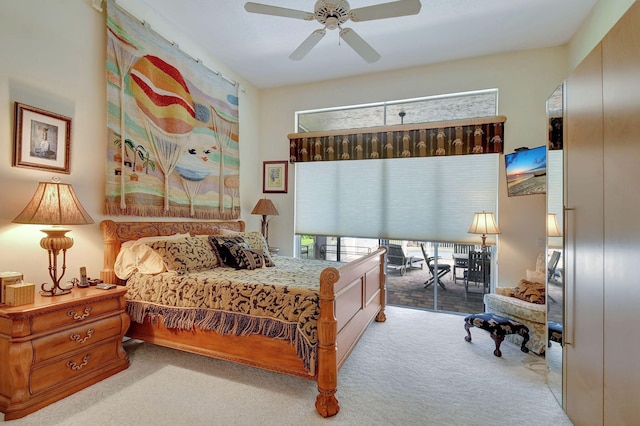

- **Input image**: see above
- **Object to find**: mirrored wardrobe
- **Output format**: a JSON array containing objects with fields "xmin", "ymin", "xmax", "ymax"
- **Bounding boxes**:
[{"xmin": 545, "ymin": 83, "xmax": 564, "ymax": 405}]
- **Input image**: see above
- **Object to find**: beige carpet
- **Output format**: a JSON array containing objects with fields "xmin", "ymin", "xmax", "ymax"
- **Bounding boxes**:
[{"xmin": 4, "ymin": 306, "xmax": 572, "ymax": 425}]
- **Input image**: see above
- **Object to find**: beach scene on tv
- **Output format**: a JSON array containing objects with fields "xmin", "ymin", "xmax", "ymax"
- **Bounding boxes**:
[{"xmin": 505, "ymin": 146, "xmax": 547, "ymax": 197}]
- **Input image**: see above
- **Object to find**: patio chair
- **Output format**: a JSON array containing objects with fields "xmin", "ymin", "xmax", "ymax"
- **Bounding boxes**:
[
  {"xmin": 547, "ymin": 250, "xmax": 561, "ymax": 303},
  {"xmin": 547, "ymin": 250, "xmax": 561, "ymax": 283},
  {"xmin": 420, "ymin": 243, "xmax": 450, "ymax": 290},
  {"xmin": 465, "ymin": 250, "xmax": 490, "ymax": 298},
  {"xmin": 452, "ymin": 243, "xmax": 474, "ymax": 281},
  {"xmin": 386, "ymin": 244, "xmax": 424, "ymax": 275}
]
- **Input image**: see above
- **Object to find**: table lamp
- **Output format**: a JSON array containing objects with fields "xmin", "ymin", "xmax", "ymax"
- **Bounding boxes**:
[
  {"xmin": 12, "ymin": 179, "xmax": 94, "ymax": 296},
  {"xmin": 468, "ymin": 211, "xmax": 501, "ymax": 252},
  {"xmin": 251, "ymin": 198, "xmax": 278, "ymax": 243}
]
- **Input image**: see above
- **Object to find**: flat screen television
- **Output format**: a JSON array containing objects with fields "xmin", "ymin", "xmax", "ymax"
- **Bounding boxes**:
[{"xmin": 505, "ymin": 145, "xmax": 547, "ymax": 197}]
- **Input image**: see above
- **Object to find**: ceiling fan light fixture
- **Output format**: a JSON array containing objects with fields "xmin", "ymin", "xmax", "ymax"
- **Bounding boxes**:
[
  {"xmin": 325, "ymin": 16, "xmax": 340, "ymax": 30},
  {"xmin": 315, "ymin": 0, "xmax": 350, "ymax": 28}
]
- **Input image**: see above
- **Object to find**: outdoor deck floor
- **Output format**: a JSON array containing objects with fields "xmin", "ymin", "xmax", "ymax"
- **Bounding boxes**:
[
  {"xmin": 385, "ymin": 257, "xmax": 486, "ymax": 315},
  {"xmin": 385, "ymin": 252, "xmax": 564, "ymax": 323}
]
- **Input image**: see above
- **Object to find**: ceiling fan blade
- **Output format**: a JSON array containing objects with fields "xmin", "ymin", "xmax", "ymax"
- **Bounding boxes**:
[
  {"xmin": 350, "ymin": 0, "xmax": 421, "ymax": 22},
  {"xmin": 289, "ymin": 29, "xmax": 326, "ymax": 60},
  {"xmin": 244, "ymin": 2, "xmax": 314, "ymax": 20},
  {"xmin": 339, "ymin": 28, "xmax": 381, "ymax": 63}
]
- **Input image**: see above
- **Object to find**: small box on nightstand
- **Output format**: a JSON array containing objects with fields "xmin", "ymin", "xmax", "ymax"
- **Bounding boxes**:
[
  {"xmin": 5, "ymin": 282, "xmax": 35, "ymax": 306},
  {"xmin": 0, "ymin": 272, "xmax": 23, "ymax": 304}
]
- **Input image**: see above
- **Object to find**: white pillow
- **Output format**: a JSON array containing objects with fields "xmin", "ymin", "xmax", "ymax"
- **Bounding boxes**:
[{"xmin": 114, "ymin": 233, "xmax": 190, "ymax": 279}]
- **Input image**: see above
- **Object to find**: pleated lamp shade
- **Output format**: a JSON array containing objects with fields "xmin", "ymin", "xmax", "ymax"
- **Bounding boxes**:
[
  {"xmin": 251, "ymin": 198, "xmax": 279, "ymax": 217},
  {"xmin": 13, "ymin": 181, "xmax": 94, "ymax": 226}
]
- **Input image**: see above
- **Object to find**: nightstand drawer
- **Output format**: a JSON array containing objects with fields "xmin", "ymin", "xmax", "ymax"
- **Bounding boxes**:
[
  {"xmin": 32, "ymin": 315, "xmax": 125, "ymax": 363},
  {"xmin": 31, "ymin": 296, "xmax": 123, "ymax": 333},
  {"xmin": 30, "ymin": 339, "xmax": 120, "ymax": 395}
]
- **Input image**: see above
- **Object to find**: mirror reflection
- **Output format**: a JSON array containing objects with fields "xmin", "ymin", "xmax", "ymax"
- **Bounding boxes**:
[{"xmin": 546, "ymin": 83, "xmax": 564, "ymax": 405}]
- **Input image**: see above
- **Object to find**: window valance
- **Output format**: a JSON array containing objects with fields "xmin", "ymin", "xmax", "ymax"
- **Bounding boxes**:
[{"xmin": 288, "ymin": 115, "xmax": 506, "ymax": 163}]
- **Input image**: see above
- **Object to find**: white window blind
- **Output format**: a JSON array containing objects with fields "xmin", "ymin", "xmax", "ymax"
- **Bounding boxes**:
[{"xmin": 295, "ymin": 155, "xmax": 499, "ymax": 243}]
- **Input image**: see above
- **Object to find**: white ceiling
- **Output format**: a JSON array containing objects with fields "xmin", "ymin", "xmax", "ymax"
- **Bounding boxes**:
[{"xmin": 133, "ymin": 0, "xmax": 598, "ymax": 89}]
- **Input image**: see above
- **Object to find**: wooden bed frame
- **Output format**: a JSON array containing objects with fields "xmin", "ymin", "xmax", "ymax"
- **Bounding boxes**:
[{"xmin": 99, "ymin": 220, "xmax": 387, "ymax": 417}]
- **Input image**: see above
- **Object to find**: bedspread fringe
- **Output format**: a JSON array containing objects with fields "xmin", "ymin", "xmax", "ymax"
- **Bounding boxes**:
[{"xmin": 127, "ymin": 301, "xmax": 316, "ymax": 375}]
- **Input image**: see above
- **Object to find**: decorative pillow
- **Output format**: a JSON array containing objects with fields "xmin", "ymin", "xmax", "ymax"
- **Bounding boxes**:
[
  {"xmin": 149, "ymin": 236, "xmax": 219, "ymax": 275},
  {"xmin": 233, "ymin": 247, "xmax": 276, "ymax": 270},
  {"xmin": 526, "ymin": 269, "xmax": 546, "ymax": 284},
  {"xmin": 114, "ymin": 233, "xmax": 190, "ymax": 279},
  {"xmin": 512, "ymin": 279, "xmax": 546, "ymax": 304},
  {"xmin": 216, "ymin": 229, "xmax": 274, "ymax": 264},
  {"xmin": 209, "ymin": 236, "xmax": 250, "ymax": 268},
  {"xmin": 209, "ymin": 236, "xmax": 275, "ymax": 270}
]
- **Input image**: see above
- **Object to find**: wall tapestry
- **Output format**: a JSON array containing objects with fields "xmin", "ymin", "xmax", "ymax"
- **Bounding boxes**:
[
  {"xmin": 288, "ymin": 116, "xmax": 505, "ymax": 162},
  {"xmin": 104, "ymin": 0, "xmax": 239, "ymax": 219}
]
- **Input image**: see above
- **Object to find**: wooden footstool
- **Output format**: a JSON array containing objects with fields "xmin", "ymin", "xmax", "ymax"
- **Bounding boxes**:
[{"xmin": 464, "ymin": 313, "xmax": 530, "ymax": 357}]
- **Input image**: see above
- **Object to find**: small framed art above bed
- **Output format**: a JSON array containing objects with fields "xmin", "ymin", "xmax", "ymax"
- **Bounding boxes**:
[{"xmin": 100, "ymin": 220, "xmax": 387, "ymax": 418}]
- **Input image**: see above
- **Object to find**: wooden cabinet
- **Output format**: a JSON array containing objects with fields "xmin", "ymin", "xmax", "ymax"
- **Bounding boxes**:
[
  {"xmin": 564, "ymin": 2, "xmax": 640, "ymax": 424},
  {"xmin": 0, "ymin": 287, "xmax": 129, "ymax": 421},
  {"xmin": 564, "ymin": 39, "xmax": 605, "ymax": 426}
]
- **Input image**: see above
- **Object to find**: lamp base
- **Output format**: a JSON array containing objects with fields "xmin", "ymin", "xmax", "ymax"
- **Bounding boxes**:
[
  {"xmin": 40, "ymin": 286, "xmax": 72, "ymax": 297},
  {"xmin": 39, "ymin": 228, "xmax": 74, "ymax": 297}
]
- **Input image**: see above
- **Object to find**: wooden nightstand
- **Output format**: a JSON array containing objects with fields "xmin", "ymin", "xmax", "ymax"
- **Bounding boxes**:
[{"xmin": 0, "ymin": 286, "xmax": 130, "ymax": 420}]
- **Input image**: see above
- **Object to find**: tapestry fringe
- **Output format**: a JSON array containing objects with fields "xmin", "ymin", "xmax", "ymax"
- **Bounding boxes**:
[
  {"xmin": 127, "ymin": 301, "xmax": 317, "ymax": 374},
  {"xmin": 104, "ymin": 201, "xmax": 240, "ymax": 220}
]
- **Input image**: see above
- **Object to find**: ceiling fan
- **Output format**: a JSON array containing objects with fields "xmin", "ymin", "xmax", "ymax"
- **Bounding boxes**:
[{"xmin": 244, "ymin": 0, "xmax": 422, "ymax": 63}]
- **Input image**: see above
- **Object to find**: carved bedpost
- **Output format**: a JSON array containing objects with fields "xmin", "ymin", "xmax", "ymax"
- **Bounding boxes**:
[
  {"xmin": 100, "ymin": 220, "xmax": 119, "ymax": 284},
  {"xmin": 315, "ymin": 266, "xmax": 340, "ymax": 418}
]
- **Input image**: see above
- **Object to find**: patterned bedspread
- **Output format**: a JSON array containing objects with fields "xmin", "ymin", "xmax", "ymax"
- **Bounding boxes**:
[{"xmin": 125, "ymin": 256, "xmax": 341, "ymax": 373}]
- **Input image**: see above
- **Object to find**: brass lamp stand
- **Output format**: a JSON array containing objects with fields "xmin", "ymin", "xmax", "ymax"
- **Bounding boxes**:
[
  {"xmin": 12, "ymin": 179, "xmax": 94, "ymax": 296},
  {"xmin": 38, "ymin": 228, "xmax": 75, "ymax": 295}
]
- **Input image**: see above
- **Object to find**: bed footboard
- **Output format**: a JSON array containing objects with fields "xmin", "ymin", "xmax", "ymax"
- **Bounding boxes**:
[{"xmin": 315, "ymin": 246, "xmax": 387, "ymax": 417}]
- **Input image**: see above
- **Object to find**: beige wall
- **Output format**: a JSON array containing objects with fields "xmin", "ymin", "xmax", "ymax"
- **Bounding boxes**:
[
  {"xmin": 261, "ymin": 47, "xmax": 567, "ymax": 286},
  {"xmin": 567, "ymin": 0, "xmax": 636, "ymax": 71},
  {"xmin": 0, "ymin": 0, "xmax": 260, "ymax": 286}
]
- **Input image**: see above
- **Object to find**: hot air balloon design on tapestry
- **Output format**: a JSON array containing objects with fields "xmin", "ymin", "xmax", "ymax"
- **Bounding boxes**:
[
  {"xmin": 107, "ymin": 15, "xmax": 140, "ymax": 210},
  {"xmin": 105, "ymin": 1, "xmax": 240, "ymax": 219},
  {"xmin": 129, "ymin": 55, "xmax": 196, "ymax": 212},
  {"xmin": 209, "ymin": 105, "xmax": 238, "ymax": 214},
  {"xmin": 174, "ymin": 133, "xmax": 213, "ymax": 217}
]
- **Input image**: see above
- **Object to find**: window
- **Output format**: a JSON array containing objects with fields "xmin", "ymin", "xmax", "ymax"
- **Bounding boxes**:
[
  {"xmin": 294, "ymin": 89, "xmax": 499, "ymax": 246},
  {"xmin": 296, "ymin": 89, "xmax": 498, "ymax": 132}
]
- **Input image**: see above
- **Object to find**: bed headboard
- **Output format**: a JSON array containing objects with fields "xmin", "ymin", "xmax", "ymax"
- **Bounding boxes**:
[{"xmin": 99, "ymin": 220, "xmax": 246, "ymax": 284}]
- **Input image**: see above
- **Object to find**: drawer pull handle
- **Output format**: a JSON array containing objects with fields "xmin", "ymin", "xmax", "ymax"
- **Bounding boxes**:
[
  {"xmin": 67, "ymin": 354, "xmax": 91, "ymax": 371},
  {"xmin": 70, "ymin": 328, "xmax": 94, "ymax": 344},
  {"xmin": 68, "ymin": 306, "xmax": 92, "ymax": 321}
]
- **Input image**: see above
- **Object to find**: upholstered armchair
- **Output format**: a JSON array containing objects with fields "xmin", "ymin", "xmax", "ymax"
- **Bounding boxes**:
[{"xmin": 483, "ymin": 253, "xmax": 547, "ymax": 355}]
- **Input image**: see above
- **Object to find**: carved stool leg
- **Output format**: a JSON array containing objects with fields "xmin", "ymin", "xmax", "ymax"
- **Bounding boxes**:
[
  {"xmin": 490, "ymin": 334, "xmax": 504, "ymax": 357},
  {"xmin": 464, "ymin": 321, "xmax": 473, "ymax": 342},
  {"xmin": 519, "ymin": 329, "xmax": 530, "ymax": 353}
]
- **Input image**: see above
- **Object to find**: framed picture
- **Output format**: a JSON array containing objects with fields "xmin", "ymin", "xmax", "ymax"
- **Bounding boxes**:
[
  {"xmin": 13, "ymin": 102, "xmax": 72, "ymax": 174},
  {"xmin": 263, "ymin": 161, "xmax": 288, "ymax": 193},
  {"xmin": 504, "ymin": 145, "xmax": 547, "ymax": 197}
]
